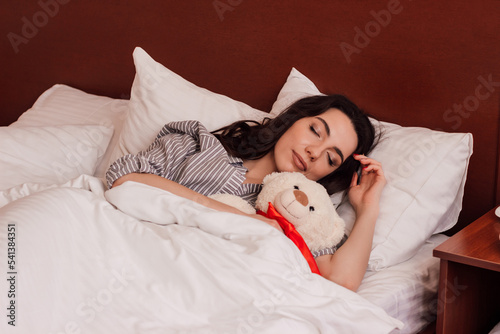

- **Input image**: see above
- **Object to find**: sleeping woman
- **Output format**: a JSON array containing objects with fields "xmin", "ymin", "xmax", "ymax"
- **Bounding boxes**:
[{"xmin": 106, "ymin": 94, "xmax": 385, "ymax": 292}]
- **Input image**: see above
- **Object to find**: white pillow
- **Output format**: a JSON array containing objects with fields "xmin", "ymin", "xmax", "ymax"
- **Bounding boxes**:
[
  {"xmin": 271, "ymin": 68, "xmax": 473, "ymax": 270},
  {"xmin": 111, "ymin": 47, "xmax": 269, "ymax": 162},
  {"xmin": 11, "ymin": 84, "xmax": 129, "ymax": 178},
  {"xmin": 0, "ymin": 125, "xmax": 113, "ymax": 191}
]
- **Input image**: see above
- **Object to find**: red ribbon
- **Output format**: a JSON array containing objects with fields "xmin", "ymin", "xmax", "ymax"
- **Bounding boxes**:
[{"xmin": 257, "ymin": 202, "xmax": 321, "ymax": 275}]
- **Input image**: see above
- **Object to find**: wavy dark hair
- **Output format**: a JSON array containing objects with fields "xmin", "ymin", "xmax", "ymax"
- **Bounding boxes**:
[{"xmin": 212, "ymin": 94, "xmax": 379, "ymax": 194}]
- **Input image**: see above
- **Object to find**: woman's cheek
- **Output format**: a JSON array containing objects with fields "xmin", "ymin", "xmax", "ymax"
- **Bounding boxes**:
[{"xmin": 277, "ymin": 159, "xmax": 296, "ymax": 173}]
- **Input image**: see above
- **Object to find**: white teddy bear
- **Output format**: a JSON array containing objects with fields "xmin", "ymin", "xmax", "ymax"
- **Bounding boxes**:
[{"xmin": 210, "ymin": 172, "xmax": 345, "ymax": 254}]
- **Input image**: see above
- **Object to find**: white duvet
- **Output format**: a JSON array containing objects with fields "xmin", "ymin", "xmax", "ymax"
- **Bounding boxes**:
[{"xmin": 0, "ymin": 175, "xmax": 403, "ymax": 333}]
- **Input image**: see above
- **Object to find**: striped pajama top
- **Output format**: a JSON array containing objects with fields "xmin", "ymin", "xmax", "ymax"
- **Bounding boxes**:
[
  {"xmin": 106, "ymin": 120, "xmax": 344, "ymax": 258},
  {"xmin": 106, "ymin": 120, "xmax": 262, "ymax": 205}
]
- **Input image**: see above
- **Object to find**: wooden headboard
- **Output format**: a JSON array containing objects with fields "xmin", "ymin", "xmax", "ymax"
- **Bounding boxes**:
[{"xmin": 1, "ymin": 1, "xmax": 499, "ymax": 232}]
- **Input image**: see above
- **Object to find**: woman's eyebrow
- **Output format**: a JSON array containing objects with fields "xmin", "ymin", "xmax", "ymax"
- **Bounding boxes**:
[
  {"xmin": 315, "ymin": 117, "xmax": 344, "ymax": 163},
  {"xmin": 315, "ymin": 117, "xmax": 330, "ymax": 136}
]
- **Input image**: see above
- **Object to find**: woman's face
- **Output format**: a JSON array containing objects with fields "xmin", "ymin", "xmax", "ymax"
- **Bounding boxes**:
[{"xmin": 274, "ymin": 108, "xmax": 358, "ymax": 181}]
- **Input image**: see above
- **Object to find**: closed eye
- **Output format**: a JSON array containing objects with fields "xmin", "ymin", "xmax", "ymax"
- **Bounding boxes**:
[
  {"xmin": 309, "ymin": 125, "xmax": 320, "ymax": 137},
  {"xmin": 327, "ymin": 153, "xmax": 336, "ymax": 167}
]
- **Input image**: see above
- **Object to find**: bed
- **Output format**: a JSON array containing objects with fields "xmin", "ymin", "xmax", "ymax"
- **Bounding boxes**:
[{"xmin": 1, "ymin": 1, "xmax": 499, "ymax": 333}]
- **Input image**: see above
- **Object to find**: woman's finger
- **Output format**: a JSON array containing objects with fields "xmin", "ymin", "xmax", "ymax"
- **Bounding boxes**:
[
  {"xmin": 362, "ymin": 163, "xmax": 384, "ymax": 174},
  {"xmin": 356, "ymin": 156, "xmax": 381, "ymax": 166},
  {"xmin": 353, "ymin": 155, "xmax": 381, "ymax": 167},
  {"xmin": 350, "ymin": 171, "xmax": 359, "ymax": 187}
]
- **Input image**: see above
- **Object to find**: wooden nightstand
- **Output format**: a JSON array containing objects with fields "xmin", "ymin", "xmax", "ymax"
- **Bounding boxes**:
[{"xmin": 433, "ymin": 208, "xmax": 500, "ymax": 334}]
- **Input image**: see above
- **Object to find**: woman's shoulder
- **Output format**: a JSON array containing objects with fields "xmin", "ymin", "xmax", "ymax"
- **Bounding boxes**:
[
  {"xmin": 156, "ymin": 120, "xmax": 213, "ymax": 139},
  {"xmin": 156, "ymin": 120, "xmax": 233, "ymax": 155}
]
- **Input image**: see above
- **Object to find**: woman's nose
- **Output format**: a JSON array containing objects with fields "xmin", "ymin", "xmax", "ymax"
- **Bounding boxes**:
[{"xmin": 306, "ymin": 146, "xmax": 320, "ymax": 161}]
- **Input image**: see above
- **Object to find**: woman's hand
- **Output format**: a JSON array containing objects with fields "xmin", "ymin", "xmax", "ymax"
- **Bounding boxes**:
[
  {"xmin": 317, "ymin": 154, "xmax": 386, "ymax": 291},
  {"xmin": 348, "ymin": 154, "xmax": 386, "ymax": 217}
]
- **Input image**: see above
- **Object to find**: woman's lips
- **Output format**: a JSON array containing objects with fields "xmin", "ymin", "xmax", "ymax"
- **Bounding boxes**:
[{"xmin": 292, "ymin": 151, "xmax": 307, "ymax": 171}]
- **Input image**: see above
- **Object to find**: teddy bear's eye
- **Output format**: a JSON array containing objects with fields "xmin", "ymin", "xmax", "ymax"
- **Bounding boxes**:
[
  {"xmin": 309, "ymin": 206, "xmax": 315, "ymax": 212},
  {"xmin": 294, "ymin": 185, "xmax": 299, "ymax": 190}
]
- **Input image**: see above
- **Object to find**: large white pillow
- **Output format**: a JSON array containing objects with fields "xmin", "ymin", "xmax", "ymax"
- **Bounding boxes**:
[
  {"xmin": 271, "ymin": 68, "xmax": 473, "ymax": 270},
  {"xmin": 111, "ymin": 47, "xmax": 270, "ymax": 162},
  {"xmin": 0, "ymin": 125, "xmax": 113, "ymax": 190},
  {"xmin": 11, "ymin": 84, "xmax": 129, "ymax": 178}
]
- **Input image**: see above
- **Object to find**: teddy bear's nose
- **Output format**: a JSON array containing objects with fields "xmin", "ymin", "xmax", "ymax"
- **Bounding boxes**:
[{"xmin": 293, "ymin": 190, "xmax": 309, "ymax": 206}]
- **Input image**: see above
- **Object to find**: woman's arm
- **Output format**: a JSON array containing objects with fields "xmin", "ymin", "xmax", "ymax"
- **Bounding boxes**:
[
  {"xmin": 112, "ymin": 173, "xmax": 282, "ymax": 229},
  {"xmin": 316, "ymin": 155, "xmax": 386, "ymax": 291}
]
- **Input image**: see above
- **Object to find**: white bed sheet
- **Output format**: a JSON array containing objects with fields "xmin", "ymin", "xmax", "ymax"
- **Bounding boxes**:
[
  {"xmin": 0, "ymin": 175, "xmax": 403, "ymax": 334},
  {"xmin": 358, "ymin": 234, "xmax": 448, "ymax": 334}
]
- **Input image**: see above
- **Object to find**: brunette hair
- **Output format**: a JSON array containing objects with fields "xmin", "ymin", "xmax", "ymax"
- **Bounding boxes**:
[{"xmin": 213, "ymin": 94, "xmax": 379, "ymax": 194}]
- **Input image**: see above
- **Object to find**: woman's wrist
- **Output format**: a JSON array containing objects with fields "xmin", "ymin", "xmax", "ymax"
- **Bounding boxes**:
[{"xmin": 353, "ymin": 204, "xmax": 380, "ymax": 222}]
